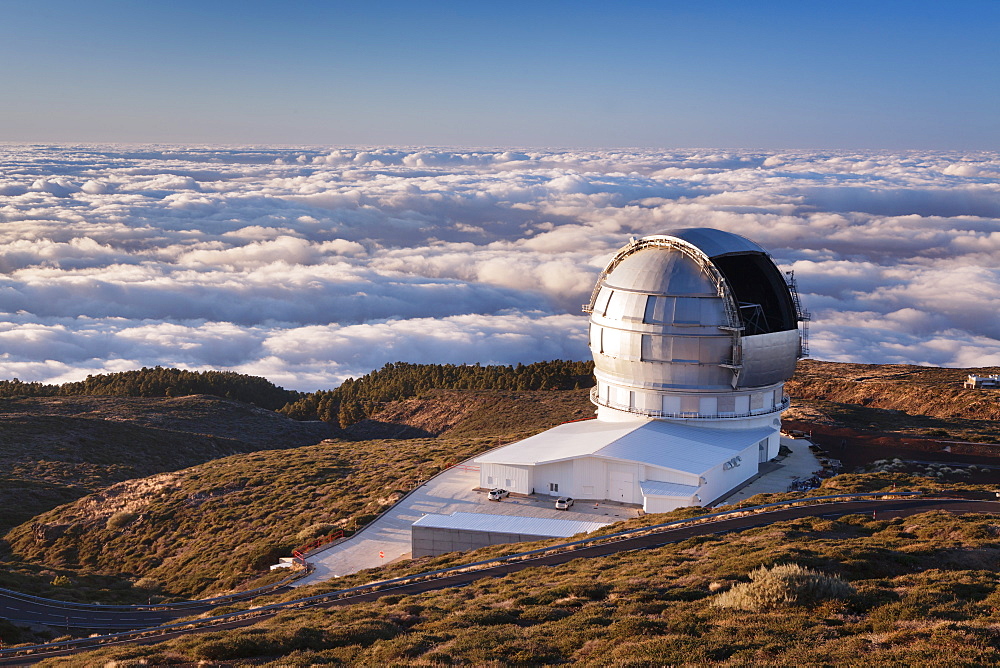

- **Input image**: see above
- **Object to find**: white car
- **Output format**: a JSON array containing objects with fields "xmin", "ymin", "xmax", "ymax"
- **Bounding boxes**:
[
  {"xmin": 554, "ymin": 496, "xmax": 574, "ymax": 510},
  {"xmin": 488, "ymin": 488, "xmax": 510, "ymax": 501}
]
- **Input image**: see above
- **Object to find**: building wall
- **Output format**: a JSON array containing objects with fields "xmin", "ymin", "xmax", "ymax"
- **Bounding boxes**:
[
  {"xmin": 643, "ymin": 465, "xmax": 700, "ymax": 488},
  {"xmin": 643, "ymin": 494, "xmax": 697, "ymax": 514},
  {"xmin": 480, "ymin": 463, "xmax": 533, "ymax": 495},
  {"xmin": 697, "ymin": 440, "xmax": 762, "ymax": 505},
  {"xmin": 607, "ymin": 460, "xmax": 642, "ymax": 504},
  {"xmin": 571, "ymin": 457, "xmax": 608, "ymax": 499},
  {"xmin": 412, "ymin": 526, "xmax": 558, "ymax": 558},
  {"xmin": 533, "ymin": 460, "xmax": 575, "ymax": 497}
]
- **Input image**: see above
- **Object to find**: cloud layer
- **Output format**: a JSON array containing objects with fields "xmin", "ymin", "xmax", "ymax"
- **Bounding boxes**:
[{"xmin": 1, "ymin": 146, "xmax": 998, "ymax": 391}]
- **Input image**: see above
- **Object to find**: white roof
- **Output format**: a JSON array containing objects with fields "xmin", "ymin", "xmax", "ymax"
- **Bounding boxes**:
[
  {"xmin": 639, "ymin": 480, "xmax": 699, "ymax": 498},
  {"xmin": 475, "ymin": 418, "xmax": 773, "ymax": 477},
  {"xmin": 412, "ymin": 512, "xmax": 611, "ymax": 537}
]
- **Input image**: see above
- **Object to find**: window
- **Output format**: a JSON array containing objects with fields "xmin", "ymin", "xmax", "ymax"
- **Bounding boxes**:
[
  {"xmin": 549, "ymin": 483, "xmax": 559, "ymax": 492},
  {"xmin": 505, "ymin": 478, "xmax": 511, "ymax": 488},
  {"xmin": 487, "ymin": 476, "xmax": 493, "ymax": 486}
]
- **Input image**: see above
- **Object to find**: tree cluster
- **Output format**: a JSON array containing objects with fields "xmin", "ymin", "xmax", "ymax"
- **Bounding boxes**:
[
  {"xmin": 278, "ymin": 360, "xmax": 595, "ymax": 428},
  {"xmin": 0, "ymin": 368, "xmax": 299, "ymax": 410}
]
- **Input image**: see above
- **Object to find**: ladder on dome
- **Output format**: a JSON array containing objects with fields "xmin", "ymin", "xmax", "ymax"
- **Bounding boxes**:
[{"xmin": 785, "ymin": 270, "xmax": 811, "ymax": 358}]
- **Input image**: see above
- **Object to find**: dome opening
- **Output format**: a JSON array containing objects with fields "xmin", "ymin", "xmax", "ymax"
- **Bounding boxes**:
[{"xmin": 710, "ymin": 253, "xmax": 797, "ymax": 335}]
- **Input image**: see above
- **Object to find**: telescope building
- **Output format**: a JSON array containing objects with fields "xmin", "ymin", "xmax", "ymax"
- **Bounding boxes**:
[{"xmin": 475, "ymin": 228, "xmax": 807, "ymax": 512}]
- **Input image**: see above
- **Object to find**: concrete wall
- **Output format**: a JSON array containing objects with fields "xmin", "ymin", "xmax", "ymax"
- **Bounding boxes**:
[{"xmin": 412, "ymin": 526, "xmax": 556, "ymax": 557}]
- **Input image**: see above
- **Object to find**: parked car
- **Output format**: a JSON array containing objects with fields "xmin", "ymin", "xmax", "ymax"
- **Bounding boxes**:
[
  {"xmin": 554, "ymin": 496, "xmax": 574, "ymax": 510},
  {"xmin": 488, "ymin": 488, "xmax": 510, "ymax": 501}
]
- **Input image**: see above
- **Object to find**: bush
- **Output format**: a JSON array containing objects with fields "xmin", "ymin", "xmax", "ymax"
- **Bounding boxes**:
[
  {"xmin": 711, "ymin": 563, "xmax": 854, "ymax": 611},
  {"xmin": 296, "ymin": 523, "xmax": 337, "ymax": 542},
  {"xmin": 133, "ymin": 577, "xmax": 160, "ymax": 591},
  {"xmin": 50, "ymin": 575, "xmax": 72, "ymax": 587},
  {"xmin": 106, "ymin": 511, "xmax": 138, "ymax": 530}
]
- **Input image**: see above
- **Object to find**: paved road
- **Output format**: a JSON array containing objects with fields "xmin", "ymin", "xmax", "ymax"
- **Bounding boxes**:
[
  {"xmin": 0, "ymin": 582, "xmax": 292, "ymax": 632},
  {"xmin": 3, "ymin": 497, "xmax": 997, "ymax": 665}
]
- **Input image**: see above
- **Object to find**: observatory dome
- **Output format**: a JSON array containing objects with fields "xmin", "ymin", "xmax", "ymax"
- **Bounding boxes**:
[{"xmin": 586, "ymin": 229, "xmax": 803, "ymax": 423}]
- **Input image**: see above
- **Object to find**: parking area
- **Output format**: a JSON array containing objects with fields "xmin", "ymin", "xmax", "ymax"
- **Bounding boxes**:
[
  {"xmin": 292, "ymin": 466, "xmax": 641, "ymax": 587},
  {"xmin": 293, "ymin": 437, "xmax": 823, "ymax": 586}
]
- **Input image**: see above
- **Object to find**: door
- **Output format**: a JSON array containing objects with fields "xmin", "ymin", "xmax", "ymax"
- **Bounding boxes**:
[{"xmin": 609, "ymin": 471, "xmax": 634, "ymax": 504}]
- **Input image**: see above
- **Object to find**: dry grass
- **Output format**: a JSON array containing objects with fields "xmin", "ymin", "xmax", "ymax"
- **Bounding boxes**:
[{"xmin": 30, "ymin": 499, "xmax": 1000, "ymax": 666}]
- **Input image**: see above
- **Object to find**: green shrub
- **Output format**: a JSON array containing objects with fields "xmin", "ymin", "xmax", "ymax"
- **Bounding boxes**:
[
  {"xmin": 50, "ymin": 575, "xmax": 72, "ymax": 587},
  {"xmin": 712, "ymin": 563, "xmax": 854, "ymax": 611}
]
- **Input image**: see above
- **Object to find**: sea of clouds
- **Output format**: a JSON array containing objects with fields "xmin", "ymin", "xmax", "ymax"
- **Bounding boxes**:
[{"xmin": 1, "ymin": 145, "xmax": 998, "ymax": 392}]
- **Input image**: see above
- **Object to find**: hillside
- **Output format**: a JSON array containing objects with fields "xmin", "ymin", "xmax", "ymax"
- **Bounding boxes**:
[
  {"xmin": 786, "ymin": 360, "xmax": 1000, "ymax": 439},
  {"xmin": 345, "ymin": 388, "xmax": 594, "ymax": 439},
  {"xmin": 0, "ymin": 395, "xmax": 334, "ymax": 533},
  {"xmin": 1, "ymin": 387, "xmax": 592, "ymax": 602},
  {"xmin": 2, "ymin": 436, "xmax": 498, "ymax": 600},
  {"xmin": 4, "ymin": 359, "xmax": 1000, "ymax": 653},
  {"xmin": 29, "ymin": 474, "xmax": 1000, "ymax": 666}
]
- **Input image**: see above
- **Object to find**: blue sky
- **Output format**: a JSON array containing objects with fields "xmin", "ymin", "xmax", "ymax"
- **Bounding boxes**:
[{"xmin": 2, "ymin": 0, "xmax": 998, "ymax": 148}]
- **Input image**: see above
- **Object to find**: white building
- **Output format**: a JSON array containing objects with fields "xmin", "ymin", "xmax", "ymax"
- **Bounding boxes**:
[
  {"xmin": 965, "ymin": 374, "xmax": 1000, "ymax": 389},
  {"xmin": 476, "ymin": 228, "xmax": 806, "ymax": 513}
]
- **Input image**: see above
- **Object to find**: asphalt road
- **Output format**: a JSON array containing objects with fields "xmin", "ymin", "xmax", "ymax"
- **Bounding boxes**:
[
  {"xmin": 2, "ymin": 496, "xmax": 998, "ymax": 665},
  {"xmin": 0, "ymin": 581, "xmax": 291, "ymax": 631}
]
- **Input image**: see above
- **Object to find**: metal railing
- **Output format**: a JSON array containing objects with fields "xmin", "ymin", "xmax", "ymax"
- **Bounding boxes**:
[{"xmin": 590, "ymin": 386, "xmax": 790, "ymax": 420}]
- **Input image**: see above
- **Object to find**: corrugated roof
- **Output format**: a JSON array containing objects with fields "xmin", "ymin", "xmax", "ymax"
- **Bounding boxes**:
[
  {"xmin": 476, "ymin": 418, "xmax": 773, "ymax": 476},
  {"xmin": 639, "ymin": 480, "xmax": 699, "ymax": 498},
  {"xmin": 412, "ymin": 512, "xmax": 611, "ymax": 537},
  {"xmin": 597, "ymin": 420, "xmax": 773, "ymax": 474},
  {"xmin": 475, "ymin": 419, "xmax": 644, "ymax": 466}
]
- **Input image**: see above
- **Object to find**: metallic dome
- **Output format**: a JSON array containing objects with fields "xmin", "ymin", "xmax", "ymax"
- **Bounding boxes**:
[{"xmin": 586, "ymin": 229, "xmax": 803, "ymax": 421}]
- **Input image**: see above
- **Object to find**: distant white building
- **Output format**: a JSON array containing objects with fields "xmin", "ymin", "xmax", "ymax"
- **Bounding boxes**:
[
  {"xmin": 965, "ymin": 374, "xmax": 1000, "ymax": 389},
  {"xmin": 476, "ymin": 228, "xmax": 807, "ymax": 513}
]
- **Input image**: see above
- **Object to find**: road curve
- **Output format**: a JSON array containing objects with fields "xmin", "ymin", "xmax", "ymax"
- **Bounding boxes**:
[
  {"xmin": 0, "ymin": 577, "xmax": 296, "ymax": 631},
  {"xmin": 2, "ymin": 497, "xmax": 998, "ymax": 665}
]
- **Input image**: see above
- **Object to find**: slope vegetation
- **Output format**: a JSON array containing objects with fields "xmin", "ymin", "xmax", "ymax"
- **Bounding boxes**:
[
  {"xmin": 32, "ymin": 474, "xmax": 1000, "ymax": 666},
  {"xmin": 787, "ymin": 360, "xmax": 1000, "ymax": 440},
  {"xmin": 2, "ymin": 388, "xmax": 590, "ymax": 601},
  {"xmin": 0, "ymin": 395, "xmax": 334, "ymax": 534}
]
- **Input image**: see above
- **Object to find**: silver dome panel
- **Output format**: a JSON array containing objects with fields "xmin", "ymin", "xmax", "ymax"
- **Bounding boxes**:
[{"xmin": 586, "ymin": 229, "xmax": 802, "ymax": 420}]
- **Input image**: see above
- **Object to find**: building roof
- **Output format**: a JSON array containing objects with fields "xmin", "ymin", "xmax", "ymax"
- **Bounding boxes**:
[
  {"xmin": 411, "ymin": 512, "xmax": 611, "ymax": 537},
  {"xmin": 639, "ymin": 480, "xmax": 700, "ymax": 498},
  {"xmin": 602, "ymin": 246, "xmax": 717, "ymax": 296},
  {"xmin": 661, "ymin": 227, "xmax": 767, "ymax": 259},
  {"xmin": 475, "ymin": 418, "xmax": 774, "ymax": 477}
]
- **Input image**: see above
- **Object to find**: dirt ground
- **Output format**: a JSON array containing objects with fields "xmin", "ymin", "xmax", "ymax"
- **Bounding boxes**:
[{"xmin": 785, "ymin": 419, "xmax": 1000, "ymax": 484}]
